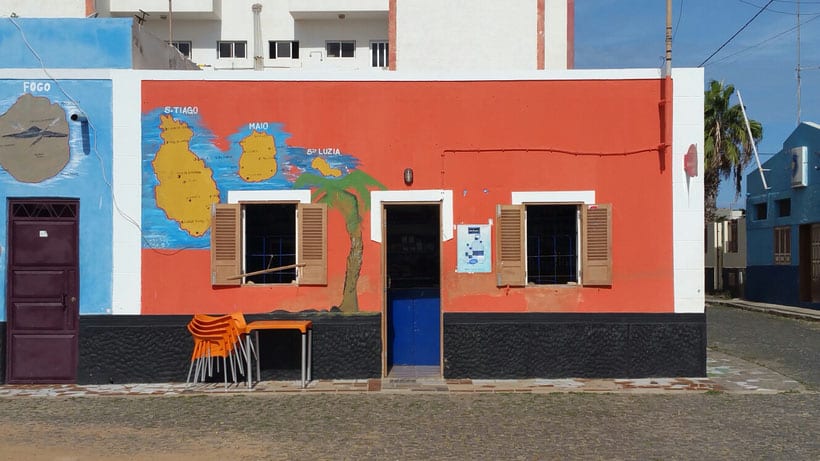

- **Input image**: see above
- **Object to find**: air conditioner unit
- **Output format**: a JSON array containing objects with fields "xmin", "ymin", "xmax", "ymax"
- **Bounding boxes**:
[{"xmin": 790, "ymin": 146, "xmax": 808, "ymax": 188}]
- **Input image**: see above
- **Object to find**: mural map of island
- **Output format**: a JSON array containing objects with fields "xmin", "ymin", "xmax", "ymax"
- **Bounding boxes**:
[{"xmin": 142, "ymin": 108, "xmax": 363, "ymax": 249}]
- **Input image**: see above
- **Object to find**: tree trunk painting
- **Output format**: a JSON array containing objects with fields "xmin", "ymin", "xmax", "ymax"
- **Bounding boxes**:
[{"xmin": 294, "ymin": 170, "xmax": 385, "ymax": 312}]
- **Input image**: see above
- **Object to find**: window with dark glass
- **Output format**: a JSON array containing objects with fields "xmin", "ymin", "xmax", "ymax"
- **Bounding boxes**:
[
  {"xmin": 728, "ymin": 220, "xmax": 738, "ymax": 253},
  {"xmin": 526, "ymin": 205, "xmax": 578, "ymax": 284},
  {"xmin": 269, "ymin": 41, "xmax": 299, "ymax": 59},
  {"xmin": 777, "ymin": 198, "xmax": 791, "ymax": 217},
  {"xmin": 218, "ymin": 41, "xmax": 247, "ymax": 58},
  {"xmin": 754, "ymin": 202, "xmax": 767, "ymax": 220},
  {"xmin": 169, "ymin": 41, "xmax": 192, "ymax": 58},
  {"xmin": 371, "ymin": 41, "xmax": 388, "ymax": 67},
  {"xmin": 327, "ymin": 40, "xmax": 355, "ymax": 58}
]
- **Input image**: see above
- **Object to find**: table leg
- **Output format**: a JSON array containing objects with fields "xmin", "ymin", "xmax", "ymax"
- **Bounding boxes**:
[
  {"xmin": 301, "ymin": 332, "xmax": 306, "ymax": 388},
  {"xmin": 255, "ymin": 331, "xmax": 261, "ymax": 384},
  {"xmin": 307, "ymin": 329, "xmax": 312, "ymax": 383},
  {"xmin": 246, "ymin": 335, "xmax": 252, "ymax": 389}
]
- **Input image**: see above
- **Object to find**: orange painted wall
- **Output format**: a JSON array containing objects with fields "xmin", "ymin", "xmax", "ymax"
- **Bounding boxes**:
[{"xmin": 141, "ymin": 79, "xmax": 673, "ymax": 315}]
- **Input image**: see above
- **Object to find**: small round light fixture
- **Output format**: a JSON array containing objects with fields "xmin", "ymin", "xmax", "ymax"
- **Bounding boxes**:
[{"xmin": 403, "ymin": 168, "xmax": 413, "ymax": 185}]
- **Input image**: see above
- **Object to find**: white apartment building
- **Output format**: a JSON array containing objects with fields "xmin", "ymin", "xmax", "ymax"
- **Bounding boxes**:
[{"xmin": 1, "ymin": 0, "xmax": 574, "ymax": 71}]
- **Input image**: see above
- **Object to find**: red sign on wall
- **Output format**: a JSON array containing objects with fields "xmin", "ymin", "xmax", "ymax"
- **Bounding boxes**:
[{"xmin": 684, "ymin": 144, "xmax": 698, "ymax": 177}]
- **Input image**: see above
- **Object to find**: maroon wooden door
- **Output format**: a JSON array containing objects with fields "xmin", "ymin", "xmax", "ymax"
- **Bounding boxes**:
[{"xmin": 6, "ymin": 199, "xmax": 79, "ymax": 383}]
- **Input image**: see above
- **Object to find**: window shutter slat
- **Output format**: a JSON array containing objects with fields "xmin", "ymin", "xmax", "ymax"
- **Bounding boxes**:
[
  {"xmin": 496, "ymin": 204, "xmax": 526, "ymax": 287},
  {"xmin": 298, "ymin": 203, "xmax": 327, "ymax": 285},
  {"xmin": 211, "ymin": 203, "xmax": 241, "ymax": 286},
  {"xmin": 582, "ymin": 204, "xmax": 612, "ymax": 286}
]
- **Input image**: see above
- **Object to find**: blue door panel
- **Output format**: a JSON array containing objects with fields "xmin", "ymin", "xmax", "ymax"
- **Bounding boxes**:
[
  {"xmin": 388, "ymin": 294, "xmax": 416, "ymax": 365},
  {"xmin": 412, "ymin": 295, "xmax": 440, "ymax": 365},
  {"xmin": 388, "ymin": 288, "xmax": 440, "ymax": 366}
]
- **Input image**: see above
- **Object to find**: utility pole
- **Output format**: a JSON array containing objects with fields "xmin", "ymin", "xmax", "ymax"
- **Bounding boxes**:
[
  {"xmin": 665, "ymin": 0, "xmax": 672, "ymax": 77},
  {"xmin": 796, "ymin": 0, "xmax": 802, "ymax": 124},
  {"xmin": 168, "ymin": 0, "xmax": 173, "ymax": 45}
]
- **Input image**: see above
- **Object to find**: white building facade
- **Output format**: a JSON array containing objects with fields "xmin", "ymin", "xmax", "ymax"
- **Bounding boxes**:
[{"xmin": 2, "ymin": 0, "xmax": 574, "ymax": 72}]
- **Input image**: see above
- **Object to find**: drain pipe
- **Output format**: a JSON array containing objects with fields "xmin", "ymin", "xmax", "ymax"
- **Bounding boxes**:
[{"xmin": 252, "ymin": 3, "xmax": 263, "ymax": 70}]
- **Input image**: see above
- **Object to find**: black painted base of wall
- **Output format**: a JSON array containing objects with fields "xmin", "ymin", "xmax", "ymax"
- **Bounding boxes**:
[
  {"xmin": 76, "ymin": 313, "xmax": 381, "ymax": 385},
  {"xmin": 443, "ymin": 313, "xmax": 706, "ymax": 379},
  {"xmin": 3, "ymin": 312, "xmax": 705, "ymax": 384}
]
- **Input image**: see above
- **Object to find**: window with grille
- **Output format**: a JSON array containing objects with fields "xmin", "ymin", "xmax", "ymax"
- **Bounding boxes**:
[
  {"xmin": 526, "ymin": 205, "xmax": 578, "ymax": 284},
  {"xmin": 269, "ymin": 41, "xmax": 299, "ymax": 59},
  {"xmin": 211, "ymin": 202, "xmax": 326, "ymax": 286},
  {"xmin": 774, "ymin": 226, "xmax": 791, "ymax": 265},
  {"xmin": 496, "ymin": 203, "xmax": 611, "ymax": 286},
  {"xmin": 218, "ymin": 41, "xmax": 247, "ymax": 58},
  {"xmin": 326, "ymin": 40, "xmax": 355, "ymax": 58}
]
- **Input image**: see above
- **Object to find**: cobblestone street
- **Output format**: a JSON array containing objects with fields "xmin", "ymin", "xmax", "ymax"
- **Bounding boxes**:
[
  {"xmin": 0, "ymin": 303, "xmax": 817, "ymax": 460},
  {"xmin": 0, "ymin": 392, "xmax": 818, "ymax": 460}
]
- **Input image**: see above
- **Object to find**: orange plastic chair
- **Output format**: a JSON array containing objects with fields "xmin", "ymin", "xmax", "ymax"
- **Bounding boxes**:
[{"xmin": 186, "ymin": 314, "xmax": 248, "ymax": 388}]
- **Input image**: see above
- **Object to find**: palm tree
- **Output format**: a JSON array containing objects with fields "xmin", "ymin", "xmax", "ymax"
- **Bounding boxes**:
[
  {"xmin": 294, "ymin": 170, "xmax": 385, "ymax": 312},
  {"xmin": 704, "ymin": 80, "xmax": 763, "ymax": 222}
]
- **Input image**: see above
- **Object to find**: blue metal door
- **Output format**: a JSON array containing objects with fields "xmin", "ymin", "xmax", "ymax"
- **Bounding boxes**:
[
  {"xmin": 388, "ymin": 288, "xmax": 440, "ymax": 366},
  {"xmin": 385, "ymin": 204, "xmax": 441, "ymax": 368}
]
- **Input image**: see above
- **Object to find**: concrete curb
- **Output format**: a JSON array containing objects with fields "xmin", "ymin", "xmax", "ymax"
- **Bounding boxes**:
[{"xmin": 707, "ymin": 298, "xmax": 820, "ymax": 322}]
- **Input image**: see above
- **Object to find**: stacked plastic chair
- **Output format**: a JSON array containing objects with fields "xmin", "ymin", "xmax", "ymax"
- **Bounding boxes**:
[{"xmin": 186, "ymin": 313, "xmax": 251, "ymax": 389}]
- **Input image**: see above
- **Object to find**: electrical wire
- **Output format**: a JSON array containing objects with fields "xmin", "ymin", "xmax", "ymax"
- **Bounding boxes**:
[
  {"xmin": 740, "ymin": 0, "xmax": 820, "ymax": 14},
  {"xmin": 6, "ymin": 16, "xmax": 207, "ymax": 254},
  {"xmin": 709, "ymin": 12, "xmax": 820, "ymax": 65},
  {"xmin": 672, "ymin": 0, "xmax": 685, "ymax": 42},
  {"xmin": 699, "ymin": 0, "xmax": 776, "ymax": 67}
]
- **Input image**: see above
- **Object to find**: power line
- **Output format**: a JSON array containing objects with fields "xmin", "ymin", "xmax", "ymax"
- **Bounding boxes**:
[
  {"xmin": 710, "ymin": 12, "xmax": 820, "ymax": 65},
  {"xmin": 672, "ymin": 0, "xmax": 684, "ymax": 42},
  {"xmin": 699, "ymin": 0, "xmax": 776, "ymax": 67},
  {"xmin": 741, "ymin": 0, "xmax": 820, "ymax": 14}
]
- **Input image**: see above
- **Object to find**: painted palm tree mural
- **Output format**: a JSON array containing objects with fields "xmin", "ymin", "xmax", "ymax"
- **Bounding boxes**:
[{"xmin": 295, "ymin": 169, "xmax": 385, "ymax": 313}]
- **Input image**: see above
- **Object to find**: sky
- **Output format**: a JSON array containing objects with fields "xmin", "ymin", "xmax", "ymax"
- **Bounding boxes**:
[{"xmin": 574, "ymin": 0, "xmax": 820, "ymax": 209}]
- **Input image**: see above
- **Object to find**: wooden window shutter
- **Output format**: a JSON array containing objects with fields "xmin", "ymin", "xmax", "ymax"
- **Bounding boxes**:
[
  {"xmin": 582, "ymin": 204, "xmax": 612, "ymax": 286},
  {"xmin": 496, "ymin": 204, "xmax": 526, "ymax": 287},
  {"xmin": 211, "ymin": 204, "xmax": 241, "ymax": 286},
  {"xmin": 297, "ymin": 203, "xmax": 327, "ymax": 285}
]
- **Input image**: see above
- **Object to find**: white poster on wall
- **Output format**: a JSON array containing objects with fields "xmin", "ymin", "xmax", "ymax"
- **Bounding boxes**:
[{"xmin": 456, "ymin": 224, "xmax": 491, "ymax": 273}]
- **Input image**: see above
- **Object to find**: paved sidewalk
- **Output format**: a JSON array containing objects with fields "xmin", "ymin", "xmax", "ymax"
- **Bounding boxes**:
[
  {"xmin": 0, "ymin": 299, "xmax": 811, "ymax": 399},
  {"xmin": 0, "ymin": 348, "xmax": 807, "ymax": 397}
]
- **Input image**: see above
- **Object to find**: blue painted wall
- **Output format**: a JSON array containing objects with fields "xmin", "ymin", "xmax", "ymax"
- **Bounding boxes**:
[
  {"xmin": 0, "ymin": 18, "xmax": 133, "ymax": 69},
  {"xmin": 746, "ymin": 122, "xmax": 820, "ymax": 308},
  {"xmin": 0, "ymin": 80, "xmax": 113, "ymax": 320}
]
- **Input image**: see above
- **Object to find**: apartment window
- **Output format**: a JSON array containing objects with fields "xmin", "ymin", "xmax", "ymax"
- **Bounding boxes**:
[
  {"xmin": 269, "ymin": 40, "xmax": 299, "ymax": 59},
  {"xmin": 728, "ymin": 220, "xmax": 739, "ymax": 253},
  {"xmin": 754, "ymin": 202, "xmax": 767, "ymax": 220},
  {"xmin": 211, "ymin": 202, "xmax": 327, "ymax": 286},
  {"xmin": 496, "ymin": 203, "xmax": 611, "ymax": 286},
  {"xmin": 218, "ymin": 41, "xmax": 247, "ymax": 58},
  {"xmin": 371, "ymin": 41, "xmax": 389, "ymax": 67},
  {"xmin": 774, "ymin": 227, "xmax": 791, "ymax": 265},
  {"xmin": 169, "ymin": 41, "xmax": 192, "ymax": 58},
  {"xmin": 776, "ymin": 198, "xmax": 791, "ymax": 217},
  {"xmin": 326, "ymin": 40, "xmax": 355, "ymax": 58}
]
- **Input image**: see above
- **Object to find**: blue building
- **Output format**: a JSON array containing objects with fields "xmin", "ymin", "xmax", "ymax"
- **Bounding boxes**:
[
  {"xmin": 746, "ymin": 122, "xmax": 820, "ymax": 309},
  {"xmin": 1, "ymin": 17, "xmax": 195, "ymax": 383}
]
